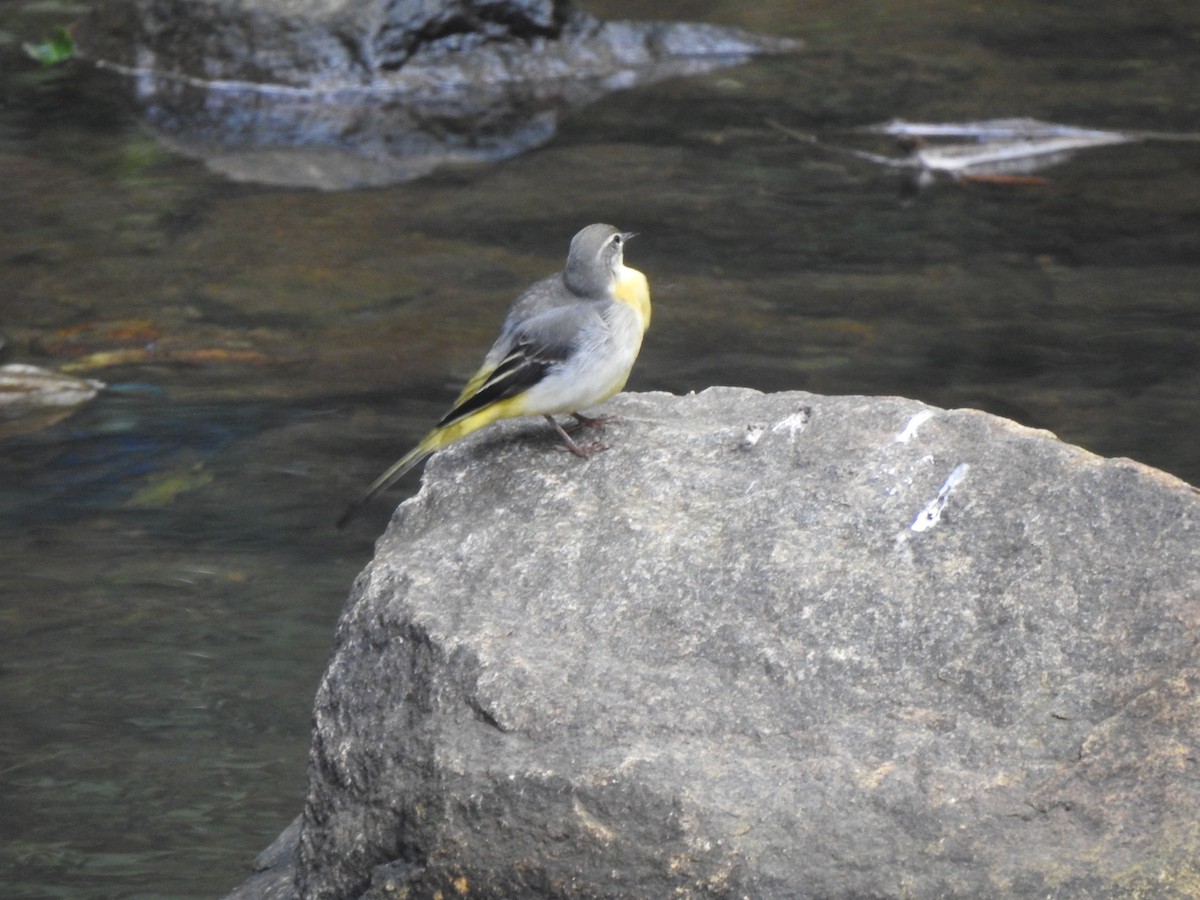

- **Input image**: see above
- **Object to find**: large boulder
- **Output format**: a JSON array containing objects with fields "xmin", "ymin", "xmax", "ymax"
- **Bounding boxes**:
[
  {"xmin": 78, "ymin": 0, "xmax": 574, "ymax": 86},
  {"xmin": 76, "ymin": 0, "xmax": 790, "ymax": 88},
  {"xmin": 230, "ymin": 388, "xmax": 1200, "ymax": 898},
  {"xmin": 73, "ymin": 0, "xmax": 797, "ymax": 188}
]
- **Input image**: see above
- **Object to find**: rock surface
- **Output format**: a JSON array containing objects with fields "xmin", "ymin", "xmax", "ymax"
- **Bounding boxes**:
[
  {"xmin": 76, "ymin": 0, "xmax": 791, "ymax": 88},
  {"xmin": 74, "ymin": 0, "xmax": 796, "ymax": 188},
  {"xmin": 229, "ymin": 388, "xmax": 1200, "ymax": 899}
]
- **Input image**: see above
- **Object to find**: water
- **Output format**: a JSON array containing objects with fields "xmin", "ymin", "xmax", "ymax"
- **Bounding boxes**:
[{"xmin": 2, "ymin": 1, "xmax": 1198, "ymax": 896}]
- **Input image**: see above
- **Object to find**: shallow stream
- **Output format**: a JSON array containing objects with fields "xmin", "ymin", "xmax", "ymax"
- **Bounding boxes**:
[{"xmin": 2, "ymin": 1, "xmax": 1198, "ymax": 895}]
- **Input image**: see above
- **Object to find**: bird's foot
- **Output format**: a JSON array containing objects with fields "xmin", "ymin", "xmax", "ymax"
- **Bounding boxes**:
[
  {"xmin": 546, "ymin": 415, "xmax": 610, "ymax": 458},
  {"xmin": 554, "ymin": 438, "xmax": 610, "ymax": 458},
  {"xmin": 569, "ymin": 412, "xmax": 621, "ymax": 431}
]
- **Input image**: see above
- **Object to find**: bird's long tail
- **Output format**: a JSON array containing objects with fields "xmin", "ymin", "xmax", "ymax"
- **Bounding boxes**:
[
  {"xmin": 335, "ymin": 435, "xmax": 437, "ymax": 529},
  {"xmin": 335, "ymin": 403, "xmax": 510, "ymax": 529}
]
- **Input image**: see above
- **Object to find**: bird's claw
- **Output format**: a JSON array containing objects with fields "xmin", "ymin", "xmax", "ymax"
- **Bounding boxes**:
[
  {"xmin": 569, "ymin": 412, "xmax": 621, "ymax": 432},
  {"xmin": 554, "ymin": 439, "xmax": 609, "ymax": 458}
]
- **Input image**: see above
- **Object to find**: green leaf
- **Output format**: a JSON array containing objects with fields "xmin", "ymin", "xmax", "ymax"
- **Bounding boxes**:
[{"xmin": 23, "ymin": 27, "xmax": 74, "ymax": 66}]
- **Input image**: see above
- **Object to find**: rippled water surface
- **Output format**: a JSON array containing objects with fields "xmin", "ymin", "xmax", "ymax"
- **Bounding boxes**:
[{"xmin": 2, "ymin": 1, "xmax": 1198, "ymax": 896}]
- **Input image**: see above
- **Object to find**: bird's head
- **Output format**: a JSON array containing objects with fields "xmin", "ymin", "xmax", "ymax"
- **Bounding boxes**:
[{"xmin": 565, "ymin": 223, "xmax": 635, "ymax": 298}]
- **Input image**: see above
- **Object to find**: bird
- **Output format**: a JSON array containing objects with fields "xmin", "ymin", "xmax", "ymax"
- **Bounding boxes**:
[{"xmin": 336, "ymin": 223, "xmax": 651, "ymax": 528}]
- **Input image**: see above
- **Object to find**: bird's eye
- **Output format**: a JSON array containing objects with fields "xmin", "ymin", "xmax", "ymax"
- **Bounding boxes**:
[{"xmin": 611, "ymin": 234, "xmax": 623, "ymax": 247}]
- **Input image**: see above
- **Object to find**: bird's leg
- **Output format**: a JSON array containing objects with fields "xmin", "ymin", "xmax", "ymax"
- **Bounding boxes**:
[{"xmin": 545, "ymin": 415, "xmax": 608, "ymax": 458}]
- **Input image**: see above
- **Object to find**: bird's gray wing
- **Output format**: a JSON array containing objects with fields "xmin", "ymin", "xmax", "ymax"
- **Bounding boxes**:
[
  {"xmin": 439, "ymin": 301, "xmax": 602, "ymax": 428},
  {"xmin": 492, "ymin": 274, "xmax": 580, "ymax": 343}
]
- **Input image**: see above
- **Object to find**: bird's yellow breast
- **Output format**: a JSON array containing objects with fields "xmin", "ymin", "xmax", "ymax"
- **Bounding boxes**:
[{"xmin": 615, "ymin": 265, "xmax": 651, "ymax": 331}]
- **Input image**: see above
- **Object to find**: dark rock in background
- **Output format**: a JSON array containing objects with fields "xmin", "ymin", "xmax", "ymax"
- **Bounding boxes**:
[
  {"xmin": 228, "ymin": 388, "xmax": 1200, "ymax": 899},
  {"xmin": 73, "ymin": 0, "xmax": 797, "ymax": 188},
  {"xmin": 79, "ymin": 0, "xmax": 576, "ymax": 87}
]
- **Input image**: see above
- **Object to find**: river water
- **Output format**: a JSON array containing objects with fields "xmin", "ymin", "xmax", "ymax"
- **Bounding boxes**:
[{"xmin": 2, "ymin": 1, "xmax": 1198, "ymax": 896}]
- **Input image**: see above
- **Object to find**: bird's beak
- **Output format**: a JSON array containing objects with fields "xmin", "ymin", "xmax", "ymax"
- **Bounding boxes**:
[{"xmin": 622, "ymin": 231, "xmax": 638, "ymax": 242}]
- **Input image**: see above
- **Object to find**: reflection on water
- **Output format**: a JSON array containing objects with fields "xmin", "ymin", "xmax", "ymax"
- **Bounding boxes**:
[
  {"xmin": 87, "ymin": 21, "xmax": 794, "ymax": 190},
  {"xmin": 2, "ymin": 0, "xmax": 1199, "ymax": 896}
]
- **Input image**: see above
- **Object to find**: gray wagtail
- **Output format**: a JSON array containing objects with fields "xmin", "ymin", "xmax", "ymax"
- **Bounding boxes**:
[{"xmin": 337, "ymin": 223, "xmax": 651, "ymax": 527}]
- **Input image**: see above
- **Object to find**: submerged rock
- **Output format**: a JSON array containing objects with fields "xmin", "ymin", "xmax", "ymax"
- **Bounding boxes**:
[
  {"xmin": 74, "ymin": 0, "xmax": 797, "ymax": 188},
  {"xmin": 228, "ymin": 388, "xmax": 1200, "ymax": 899},
  {"xmin": 0, "ymin": 363, "xmax": 104, "ymax": 438},
  {"xmin": 769, "ymin": 117, "xmax": 1200, "ymax": 192}
]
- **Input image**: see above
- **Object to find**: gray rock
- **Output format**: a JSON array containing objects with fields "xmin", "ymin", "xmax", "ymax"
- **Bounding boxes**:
[
  {"xmin": 74, "ymin": 0, "xmax": 797, "ymax": 188},
  {"xmin": 78, "ymin": 0, "xmax": 572, "ymax": 87},
  {"xmin": 230, "ymin": 388, "xmax": 1200, "ymax": 899},
  {"xmin": 226, "ymin": 817, "xmax": 304, "ymax": 900}
]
